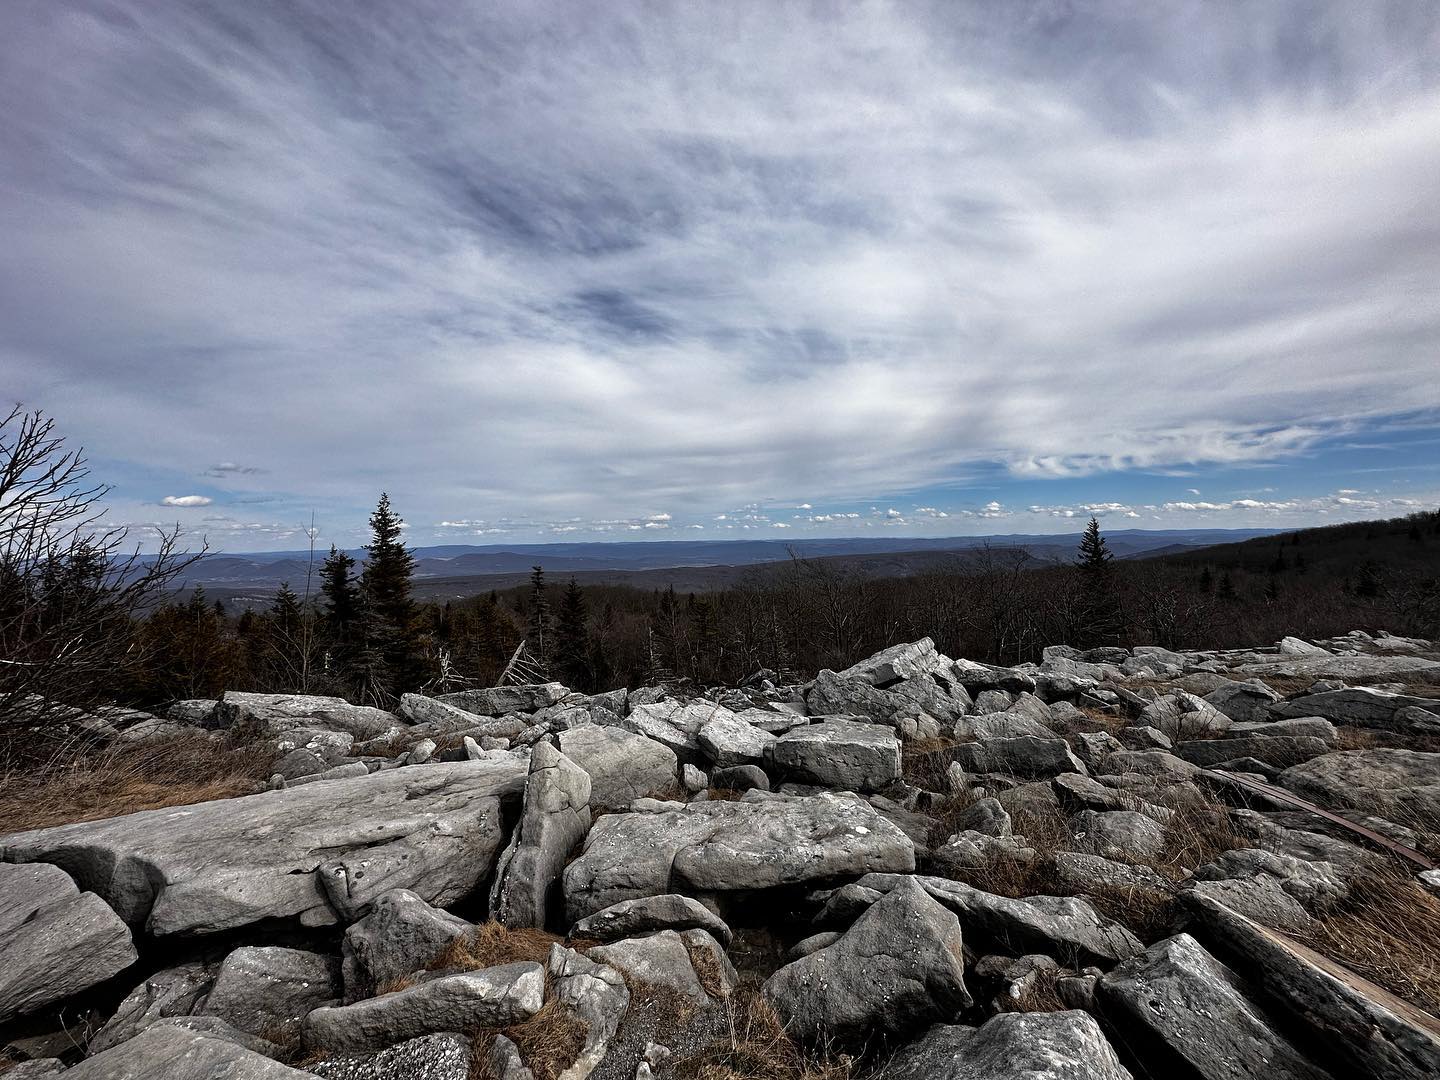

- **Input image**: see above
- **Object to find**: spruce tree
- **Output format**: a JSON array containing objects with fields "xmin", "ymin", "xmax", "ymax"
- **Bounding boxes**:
[
  {"xmin": 360, "ymin": 493, "xmax": 419, "ymax": 693},
  {"xmin": 1076, "ymin": 517, "xmax": 1113, "ymax": 572},
  {"xmin": 554, "ymin": 578, "xmax": 589, "ymax": 690},
  {"xmin": 1075, "ymin": 517, "xmax": 1121, "ymax": 646},
  {"xmin": 270, "ymin": 582, "xmax": 303, "ymax": 638},
  {"xmin": 319, "ymin": 545, "xmax": 358, "ymax": 638}
]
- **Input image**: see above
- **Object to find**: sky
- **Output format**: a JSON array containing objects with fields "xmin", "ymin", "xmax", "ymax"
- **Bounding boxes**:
[{"xmin": 3, "ymin": 1, "xmax": 1439, "ymax": 552}]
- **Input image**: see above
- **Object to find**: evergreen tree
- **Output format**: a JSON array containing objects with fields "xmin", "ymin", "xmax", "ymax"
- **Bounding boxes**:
[
  {"xmin": 344, "ymin": 585, "xmax": 392, "ymax": 705},
  {"xmin": 320, "ymin": 545, "xmax": 358, "ymax": 638},
  {"xmin": 1198, "ymin": 567, "xmax": 1214, "ymax": 594},
  {"xmin": 1217, "ymin": 572, "xmax": 1238, "ymax": 600},
  {"xmin": 1074, "ymin": 517, "xmax": 1121, "ymax": 646},
  {"xmin": 1076, "ymin": 517, "xmax": 1113, "ymax": 572},
  {"xmin": 527, "ymin": 565, "xmax": 553, "ymax": 665},
  {"xmin": 554, "ymin": 578, "xmax": 590, "ymax": 689},
  {"xmin": 360, "ymin": 493, "xmax": 419, "ymax": 693},
  {"xmin": 270, "ymin": 582, "xmax": 303, "ymax": 639}
]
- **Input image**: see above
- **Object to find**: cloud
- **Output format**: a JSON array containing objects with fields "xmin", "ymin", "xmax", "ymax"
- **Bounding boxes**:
[
  {"xmin": 2, "ymin": 3, "xmax": 1438, "ymax": 546},
  {"xmin": 161, "ymin": 495, "xmax": 213, "ymax": 507}
]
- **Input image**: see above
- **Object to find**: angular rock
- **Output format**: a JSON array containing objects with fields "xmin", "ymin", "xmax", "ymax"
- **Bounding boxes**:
[
  {"xmin": 548, "ymin": 944, "xmax": 629, "ymax": 1080},
  {"xmin": 308, "ymin": 1032, "xmax": 473, "ymax": 1080},
  {"xmin": 1098, "ymin": 933, "xmax": 1332, "ymax": 1080},
  {"xmin": 588, "ymin": 929, "xmax": 733, "ymax": 1005},
  {"xmin": 570, "ymin": 894, "xmax": 733, "ymax": 947},
  {"xmin": 208, "ymin": 692, "xmax": 399, "ymax": 739},
  {"xmin": 557, "ymin": 724, "xmax": 678, "ymax": 808},
  {"xmin": 0, "ymin": 862, "xmax": 137, "ymax": 1022},
  {"xmin": 562, "ymin": 793, "xmax": 915, "ymax": 921},
  {"xmin": 1053, "ymin": 851, "xmax": 1173, "ymax": 897},
  {"xmin": 854, "ymin": 873, "xmax": 1142, "ymax": 967},
  {"xmin": 1066, "ymin": 810, "xmax": 1168, "ymax": 861},
  {"xmin": 764, "ymin": 877, "xmax": 970, "ymax": 1047},
  {"xmin": 624, "ymin": 699, "xmax": 735, "ymax": 762},
  {"xmin": 1240, "ymin": 654, "xmax": 1440, "ymax": 686},
  {"xmin": 342, "ymin": 889, "xmax": 472, "ymax": 1002},
  {"xmin": 1138, "ymin": 692, "xmax": 1231, "ymax": 740},
  {"xmin": 836, "ymin": 638, "xmax": 945, "ymax": 685},
  {"xmin": 710, "ymin": 764, "xmax": 769, "ymax": 791},
  {"xmin": 1094, "ymin": 750, "xmax": 1199, "ymax": 781},
  {"xmin": 697, "ymin": 716, "xmax": 776, "ymax": 769},
  {"xmin": 1279, "ymin": 749, "xmax": 1440, "ymax": 825},
  {"xmin": 1204, "ymin": 680, "xmax": 1282, "ymax": 722},
  {"xmin": 1229, "ymin": 716, "xmax": 1338, "ymax": 742},
  {"xmin": 66, "ymin": 1022, "xmax": 315, "ymax": 1079},
  {"xmin": 0, "ymin": 759, "xmax": 526, "ymax": 936},
  {"xmin": 200, "ymin": 945, "xmax": 340, "ymax": 1038},
  {"xmin": 89, "ymin": 960, "xmax": 219, "ymax": 1053},
  {"xmin": 768, "ymin": 719, "xmax": 901, "ymax": 792},
  {"xmin": 1184, "ymin": 892, "xmax": 1440, "ymax": 1080},
  {"xmin": 490, "ymin": 742, "xmax": 592, "ymax": 928},
  {"xmin": 947, "ymin": 797, "xmax": 1011, "ymax": 837},
  {"xmin": 950, "ymin": 736, "xmax": 1084, "ymax": 778},
  {"xmin": 303, "ymin": 963, "xmax": 544, "ymax": 1053},
  {"xmin": 1176, "ymin": 736, "xmax": 1331, "ymax": 770},
  {"xmin": 436, "ymin": 684, "xmax": 568, "ymax": 716},
  {"xmin": 1269, "ymin": 687, "xmax": 1438, "ymax": 730},
  {"xmin": 878, "ymin": 1010, "xmax": 1134, "ymax": 1080}
]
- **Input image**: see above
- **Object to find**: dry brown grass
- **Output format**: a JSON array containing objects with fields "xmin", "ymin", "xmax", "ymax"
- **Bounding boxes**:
[
  {"xmin": 675, "ymin": 989, "xmax": 855, "ymax": 1080},
  {"xmin": 1300, "ymin": 869, "xmax": 1440, "ymax": 1017},
  {"xmin": 468, "ymin": 996, "xmax": 590, "ymax": 1080},
  {"xmin": 901, "ymin": 736, "xmax": 965, "ymax": 792},
  {"xmin": 1001, "ymin": 965, "xmax": 1070, "ymax": 1013},
  {"xmin": 0, "ymin": 730, "xmax": 275, "ymax": 832},
  {"xmin": 431, "ymin": 921, "xmax": 570, "ymax": 974}
]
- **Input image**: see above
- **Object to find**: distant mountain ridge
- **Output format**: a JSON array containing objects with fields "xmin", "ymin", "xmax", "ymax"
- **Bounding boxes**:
[{"xmin": 177, "ymin": 529, "xmax": 1282, "ymax": 597}]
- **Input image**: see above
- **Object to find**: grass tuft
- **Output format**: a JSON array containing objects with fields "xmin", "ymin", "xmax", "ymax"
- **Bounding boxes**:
[{"xmin": 0, "ymin": 730, "xmax": 275, "ymax": 832}]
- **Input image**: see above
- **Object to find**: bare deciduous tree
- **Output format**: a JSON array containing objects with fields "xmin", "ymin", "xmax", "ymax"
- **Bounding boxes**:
[{"xmin": 0, "ymin": 405, "xmax": 204, "ymax": 734}]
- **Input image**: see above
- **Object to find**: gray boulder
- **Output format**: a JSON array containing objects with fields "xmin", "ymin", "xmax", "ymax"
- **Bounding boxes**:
[
  {"xmin": 562, "ymin": 793, "xmax": 915, "ymax": 921},
  {"xmin": 836, "ymin": 638, "xmax": 945, "ymax": 685},
  {"xmin": 547, "ymin": 944, "xmax": 629, "ymax": 1080},
  {"xmin": 89, "ymin": 960, "xmax": 219, "ymax": 1053},
  {"xmin": 1269, "ymin": 687, "xmax": 1438, "ymax": 730},
  {"xmin": 878, "ymin": 1010, "xmax": 1133, "ymax": 1080},
  {"xmin": 0, "ymin": 759, "xmax": 526, "ymax": 936},
  {"xmin": 65, "ymin": 1022, "xmax": 314, "ymax": 1079},
  {"xmin": 569, "ymin": 893, "xmax": 733, "ymax": 947},
  {"xmin": 950, "ymin": 736, "xmax": 1084, "ymax": 778},
  {"xmin": 1098, "ymin": 934, "xmax": 1332, "ymax": 1080},
  {"xmin": 490, "ymin": 742, "xmax": 592, "ymax": 928},
  {"xmin": 697, "ymin": 715, "xmax": 776, "ymax": 768},
  {"xmin": 768, "ymin": 719, "xmax": 901, "ymax": 792},
  {"xmin": 1066, "ymin": 810, "xmax": 1168, "ymax": 861},
  {"xmin": 199, "ymin": 945, "xmax": 340, "ymax": 1038},
  {"xmin": 436, "ymin": 683, "xmax": 568, "ymax": 716},
  {"xmin": 558, "ymin": 724, "xmax": 678, "ymax": 808},
  {"xmin": 1204, "ymin": 680, "xmax": 1282, "ymax": 722},
  {"xmin": 1280, "ymin": 749, "xmax": 1440, "ymax": 825},
  {"xmin": 588, "ymin": 929, "xmax": 734, "ymax": 1005},
  {"xmin": 342, "ymin": 889, "xmax": 472, "ymax": 1002},
  {"xmin": 852, "ymin": 873, "xmax": 1142, "ymax": 967},
  {"xmin": 1139, "ymin": 692, "xmax": 1231, "ymax": 739},
  {"xmin": 710, "ymin": 764, "xmax": 770, "ymax": 791},
  {"xmin": 1185, "ymin": 892, "xmax": 1440, "ymax": 1080},
  {"xmin": 208, "ymin": 692, "xmax": 399, "ymax": 739},
  {"xmin": 624, "ymin": 699, "xmax": 734, "ymax": 762},
  {"xmin": 764, "ymin": 877, "xmax": 970, "ymax": 1047},
  {"xmin": 0, "ymin": 862, "xmax": 137, "ymax": 1022},
  {"xmin": 303, "ymin": 963, "xmax": 544, "ymax": 1054},
  {"xmin": 1175, "ymin": 735, "xmax": 1332, "ymax": 770}
]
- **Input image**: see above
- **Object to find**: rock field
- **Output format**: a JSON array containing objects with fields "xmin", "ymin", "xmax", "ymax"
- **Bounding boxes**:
[{"xmin": 3, "ymin": 629, "xmax": 1440, "ymax": 1078}]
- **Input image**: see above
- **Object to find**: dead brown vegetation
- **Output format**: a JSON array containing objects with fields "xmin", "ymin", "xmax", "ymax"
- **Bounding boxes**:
[
  {"xmin": 675, "ymin": 989, "xmax": 855, "ymax": 1080},
  {"xmin": 431, "ymin": 921, "xmax": 571, "ymax": 974},
  {"xmin": 0, "ymin": 730, "xmax": 275, "ymax": 832},
  {"xmin": 468, "ymin": 996, "xmax": 590, "ymax": 1080},
  {"xmin": 901, "ymin": 736, "xmax": 966, "ymax": 792},
  {"xmin": 1300, "ymin": 869, "xmax": 1440, "ymax": 1017}
]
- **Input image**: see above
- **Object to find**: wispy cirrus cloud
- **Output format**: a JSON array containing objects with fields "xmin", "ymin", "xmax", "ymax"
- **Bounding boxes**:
[{"xmin": 1, "ymin": 2, "xmax": 1438, "ymax": 548}]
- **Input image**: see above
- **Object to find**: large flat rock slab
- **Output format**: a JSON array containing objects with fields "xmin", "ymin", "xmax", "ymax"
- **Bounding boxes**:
[
  {"xmin": 1279, "ymin": 749, "xmax": 1440, "ymax": 825},
  {"xmin": 562, "ymin": 792, "xmax": 915, "ymax": 921},
  {"xmin": 65, "ymin": 1022, "xmax": 314, "ymax": 1079},
  {"xmin": 0, "ymin": 759, "xmax": 527, "ymax": 937},
  {"xmin": 0, "ymin": 862, "xmax": 137, "ymax": 1021}
]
